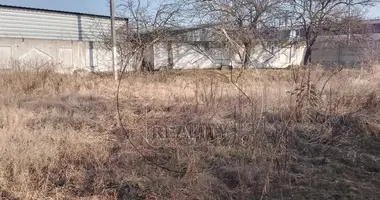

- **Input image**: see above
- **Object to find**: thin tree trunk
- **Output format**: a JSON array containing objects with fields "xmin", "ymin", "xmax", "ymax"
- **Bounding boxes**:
[
  {"xmin": 167, "ymin": 41, "xmax": 174, "ymax": 70},
  {"xmin": 303, "ymin": 34, "xmax": 317, "ymax": 66},
  {"xmin": 135, "ymin": 50, "xmax": 144, "ymax": 72},
  {"xmin": 303, "ymin": 46, "xmax": 312, "ymax": 66},
  {"xmin": 243, "ymin": 42, "xmax": 251, "ymax": 68}
]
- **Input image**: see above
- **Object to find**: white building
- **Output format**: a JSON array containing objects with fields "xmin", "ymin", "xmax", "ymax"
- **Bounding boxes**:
[
  {"xmin": 0, "ymin": 4, "xmax": 127, "ymax": 72},
  {"xmin": 150, "ymin": 26, "xmax": 306, "ymax": 70}
]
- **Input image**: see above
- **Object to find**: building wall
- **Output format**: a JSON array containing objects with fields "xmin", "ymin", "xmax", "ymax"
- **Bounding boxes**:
[
  {"xmin": 0, "ymin": 38, "xmax": 113, "ymax": 72},
  {"xmin": 153, "ymin": 42, "xmax": 306, "ymax": 69},
  {"xmin": 0, "ymin": 6, "xmax": 125, "ymax": 72},
  {"xmin": 0, "ymin": 6, "xmax": 120, "ymax": 41},
  {"xmin": 311, "ymin": 41, "xmax": 380, "ymax": 66},
  {"xmin": 154, "ymin": 43, "xmax": 169, "ymax": 69},
  {"xmin": 247, "ymin": 45, "xmax": 306, "ymax": 68},
  {"xmin": 171, "ymin": 43, "xmax": 214, "ymax": 69},
  {"xmin": 154, "ymin": 43, "xmax": 230, "ymax": 69}
]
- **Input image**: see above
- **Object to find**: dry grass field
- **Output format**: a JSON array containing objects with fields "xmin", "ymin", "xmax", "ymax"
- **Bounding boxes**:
[{"xmin": 1, "ymin": 66, "xmax": 380, "ymax": 200}]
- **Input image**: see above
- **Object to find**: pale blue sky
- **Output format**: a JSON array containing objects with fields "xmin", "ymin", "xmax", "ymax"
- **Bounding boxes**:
[
  {"xmin": 368, "ymin": 4, "xmax": 380, "ymax": 18},
  {"xmin": 0, "ymin": 0, "xmax": 379, "ymax": 18},
  {"xmin": 0, "ymin": 0, "xmax": 112, "ymax": 15}
]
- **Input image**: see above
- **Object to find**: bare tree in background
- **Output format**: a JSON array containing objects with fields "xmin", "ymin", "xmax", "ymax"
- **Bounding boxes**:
[
  {"xmin": 287, "ymin": 0, "xmax": 378, "ymax": 65},
  {"xmin": 101, "ymin": 0, "xmax": 191, "ymax": 72},
  {"xmin": 193, "ymin": 0, "xmax": 285, "ymax": 68}
]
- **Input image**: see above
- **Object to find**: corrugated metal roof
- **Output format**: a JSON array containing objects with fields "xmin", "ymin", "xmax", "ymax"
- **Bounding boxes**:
[
  {"xmin": 0, "ymin": 4, "xmax": 127, "ymax": 41},
  {"xmin": 0, "ymin": 4, "xmax": 127, "ymax": 20}
]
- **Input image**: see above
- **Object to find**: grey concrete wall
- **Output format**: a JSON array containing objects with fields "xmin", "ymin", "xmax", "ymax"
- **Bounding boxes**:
[
  {"xmin": 311, "ymin": 41, "xmax": 380, "ymax": 66},
  {"xmin": 0, "ymin": 38, "xmax": 113, "ymax": 72}
]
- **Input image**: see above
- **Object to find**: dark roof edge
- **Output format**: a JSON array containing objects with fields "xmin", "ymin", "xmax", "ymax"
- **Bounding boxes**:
[{"xmin": 0, "ymin": 4, "xmax": 128, "ymax": 21}]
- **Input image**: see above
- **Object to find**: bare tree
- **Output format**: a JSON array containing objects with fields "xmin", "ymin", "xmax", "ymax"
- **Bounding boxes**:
[
  {"xmin": 100, "ymin": 0, "xmax": 190, "ymax": 72},
  {"xmin": 288, "ymin": 0, "xmax": 378, "ymax": 65},
  {"xmin": 193, "ymin": 0, "xmax": 285, "ymax": 68}
]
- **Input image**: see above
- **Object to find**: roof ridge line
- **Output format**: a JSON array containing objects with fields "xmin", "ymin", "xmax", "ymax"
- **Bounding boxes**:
[{"xmin": 0, "ymin": 4, "xmax": 128, "ymax": 21}]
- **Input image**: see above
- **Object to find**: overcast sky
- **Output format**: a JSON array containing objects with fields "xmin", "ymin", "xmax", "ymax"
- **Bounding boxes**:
[{"xmin": 0, "ymin": 0, "xmax": 379, "ymax": 18}]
